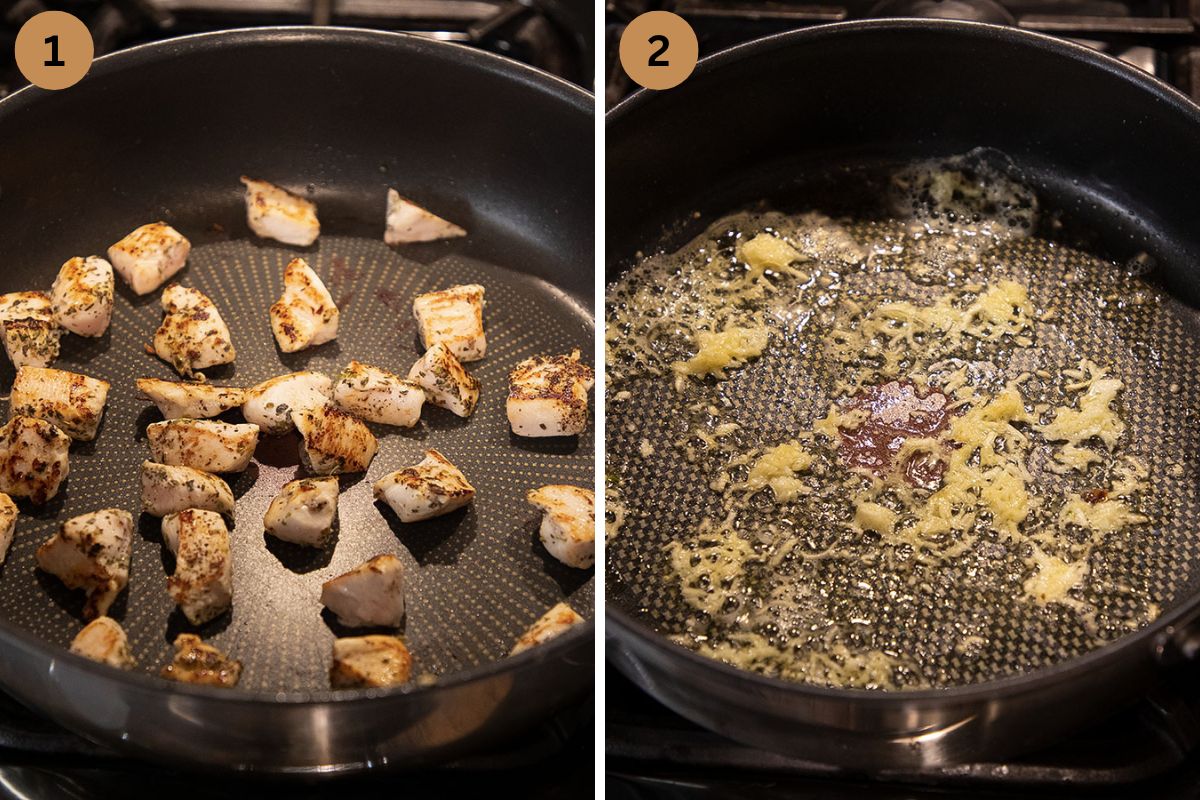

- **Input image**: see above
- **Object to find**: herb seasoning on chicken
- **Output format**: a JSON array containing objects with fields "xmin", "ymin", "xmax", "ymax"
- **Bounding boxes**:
[
  {"xmin": 0, "ymin": 291, "xmax": 61, "ymax": 368},
  {"xmin": 146, "ymin": 418, "xmax": 259, "ymax": 473},
  {"xmin": 412, "ymin": 284, "xmax": 486, "ymax": 362},
  {"xmin": 511, "ymin": 603, "xmax": 584, "ymax": 655},
  {"xmin": 330, "ymin": 635, "xmax": 413, "ymax": 688},
  {"xmin": 333, "ymin": 360, "xmax": 424, "ymax": 427},
  {"xmin": 160, "ymin": 633, "xmax": 241, "ymax": 688},
  {"xmin": 372, "ymin": 449, "xmax": 474, "ymax": 522},
  {"xmin": 36, "ymin": 509, "xmax": 132, "ymax": 620},
  {"xmin": 152, "ymin": 284, "xmax": 236, "ymax": 377},
  {"xmin": 407, "ymin": 343, "xmax": 480, "ymax": 418},
  {"xmin": 269, "ymin": 258, "xmax": 338, "ymax": 353},
  {"xmin": 263, "ymin": 476, "xmax": 338, "ymax": 547},
  {"xmin": 136, "ymin": 378, "xmax": 246, "ymax": 420},
  {"xmin": 241, "ymin": 176, "xmax": 320, "ymax": 247},
  {"xmin": 140, "ymin": 461, "xmax": 234, "ymax": 518},
  {"xmin": 384, "ymin": 188, "xmax": 466, "ymax": 244},
  {"xmin": 106, "ymin": 222, "xmax": 190, "ymax": 296},
  {"xmin": 507, "ymin": 349, "xmax": 594, "ymax": 437},
  {"xmin": 292, "ymin": 404, "xmax": 378, "ymax": 475},
  {"xmin": 0, "ymin": 415, "xmax": 70, "ymax": 504},
  {"xmin": 70, "ymin": 617, "xmax": 135, "ymax": 669},
  {"xmin": 527, "ymin": 484, "xmax": 595, "ymax": 569},
  {"xmin": 50, "ymin": 256, "xmax": 114, "ymax": 337},
  {"xmin": 10, "ymin": 366, "xmax": 110, "ymax": 441},
  {"xmin": 242, "ymin": 371, "xmax": 332, "ymax": 435},
  {"xmin": 162, "ymin": 509, "xmax": 233, "ymax": 625}
]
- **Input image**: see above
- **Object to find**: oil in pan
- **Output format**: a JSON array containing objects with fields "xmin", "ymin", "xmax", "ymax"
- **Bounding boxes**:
[{"xmin": 605, "ymin": 151, "xmax": 1187, "ymax": 691}]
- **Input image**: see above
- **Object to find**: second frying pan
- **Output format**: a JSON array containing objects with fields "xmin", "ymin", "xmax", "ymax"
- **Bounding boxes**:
[
  {"xmin": 0, "ymin": 27, "xmax": 594, "ymax": 770},
  {"xmin": 606, "ymin": 20, "xmax": 1200, "ymax": 768}
]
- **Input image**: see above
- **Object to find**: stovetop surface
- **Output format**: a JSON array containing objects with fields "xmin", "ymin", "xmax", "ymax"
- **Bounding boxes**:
[
  {"xmin": 606, "ymin": 663, "xmax": 1200, "ymax": 797},
  {"xmin": 0, "ymin": 686, "xmax": 594, "ymax": 798}
]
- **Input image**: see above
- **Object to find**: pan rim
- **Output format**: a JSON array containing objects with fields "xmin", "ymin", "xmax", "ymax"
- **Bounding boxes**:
[
  {"xmin": 604, "ymin": 17, "xmax": 1200, "ymax": 703},
  {"xmin": 0, "ymin": 25, "xmax": 595, "ymax": 706},
  {"xmin": 0, "ymin": 24, "xmax": 593, "ymax": 121}
]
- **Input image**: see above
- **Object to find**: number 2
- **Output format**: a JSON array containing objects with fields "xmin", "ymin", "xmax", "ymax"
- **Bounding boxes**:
[
  {"xmin": 44, "ymin": 34, "xmax": 65, "ymax": 67},
  {"xmin": 648, "ymin": 34, "xmax": 669, "ymax": 67}
]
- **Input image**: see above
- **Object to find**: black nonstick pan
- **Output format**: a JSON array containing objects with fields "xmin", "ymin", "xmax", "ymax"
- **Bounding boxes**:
[
  {"xmin": 0, "ymin": 27, "xmax": 594, "ymax": 771},
  {"xmin": 606, "ymin": 19, "xmax": 1200, "ymax": 769}
]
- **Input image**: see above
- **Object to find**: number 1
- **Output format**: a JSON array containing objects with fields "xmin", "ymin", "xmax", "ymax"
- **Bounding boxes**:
[
  {"xmin": 44, "ymin": 35, "xmax": 65, "ymax": 67},
  {"xmin": 648, "ymin": 35, "xmax": 670, "ymax": 67}
]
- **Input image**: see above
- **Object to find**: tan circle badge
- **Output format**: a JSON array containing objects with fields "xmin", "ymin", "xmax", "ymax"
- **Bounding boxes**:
[
  {"xmin": 14, "ymin": 11, "xmax": 94, "ymax": 91},
  {"xmin": 619, "ymin": 11, "xmax": 698, "ymax": 91}
]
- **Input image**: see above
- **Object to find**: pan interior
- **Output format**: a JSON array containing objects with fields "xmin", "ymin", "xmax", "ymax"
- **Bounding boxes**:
[
  {"xmin": 605, "ymin": 151, "xmax": 1200, "ymax": 690},
  {"xmin": 0, "ymin": 233, "xmax": 594, "ymax": 695}
]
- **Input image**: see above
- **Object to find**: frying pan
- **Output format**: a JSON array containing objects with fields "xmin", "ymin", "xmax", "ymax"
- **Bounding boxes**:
[
  {"xmin": 606, "ymin": 19, "xmax": 1200, "ymax": 768},
  {"xmin": 0, "ymin": 27, "xmax": 594, "ymax": 771}
]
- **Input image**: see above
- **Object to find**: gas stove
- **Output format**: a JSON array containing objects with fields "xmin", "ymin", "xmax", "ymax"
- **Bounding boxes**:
[
  {"xmin": 606, "ymin": 663, "xmax": 1200, "ymax": 797},
  {"xmin": 2, "ymin": 0, "xmax": 593, "ymax": 99},
  {"xmin": 0, "ymin": 684, "xmax": 594, "ymax": 798},
  {"xmin": 605, "ymin": 0, "xmax": 1200, "ymax": 105}
]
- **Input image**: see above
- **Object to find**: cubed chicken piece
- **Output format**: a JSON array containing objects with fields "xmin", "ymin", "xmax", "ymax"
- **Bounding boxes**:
[
  {"xmin": 0, "ymin": 493, "xmax": 16, "ymax": 566},
  {"xmin": 146, "ymin": 419, "xmax": 260, "ymax": 473},
  {"xmin": 333, "ymin": 361, "xmax": 424, "ymax": 427},
  {"xmin": 141, "ymin": 461, "xmax": 234, "ymax": 518},
  {"xmin": 136, "ymin": 378, "xmax": 246, "ymax": 420},
  {"xmin": 241, "ymin": 176, "xmax": 319, "ymax": 247},
  {"xmin": 507, "ymin": 349, "xmax": 594, "ymax": 438},
  {"xmin": 160, "ymin": 633, "xmax": 241, "ymax": 688},
  {"xmin": 330, "ymin": 635, "xmax": 412, "ymax": 688},
  {"xmin": 0, "ymin": 292, "xmax": 60, "ymax": 368},
  {"xmin": 407, "ymin": 343, "xmax": 480, "ymax": 418},
  {"xmin": 10, "ymin": 366, "xmax": 110, "ymax": 441},
  {"xmin": 36, "ymin": 509, "xmax": 132, "ymax": 620},
  {"xmin": 162, "ymin": 509, "xmax": 232, "ymax": 626},
  {"xmin": 292, "ymin": 405, "xmax": 378, "ymax": 475},
  {"xmin": 527, "ymin": 485, "xmax": 595, "ymax": 569},
  {"xmin": 242, "ymin": 371, "xmax": 331, "ymax": 434},
  {"xmin": 372, "ymin": 449, "xmax": 474, "ymax": 523},
  {"xmin": 0, "ymin": 416, "xmax": 70, "ymax": 504},
  {"xmin": 70, "ymin": 617, "xmax": 135, "ymax": 669},
  {"xmin": 50, "ymin": 256, "xmax": 115, "ymax": 337},
  {"xmin": 269, "ymin": 258, "xmax": 338, "ymax": 353},
  {"xmin": 384, "ymin": 188, "xmax": 466, "ymax": 245},
  {"xmin": 153, "ymin": 284, "xmax": 236, "ymax": 377},
  {"xmin": 263, "ymin": 476, "xmax": 338, "ymax": 547},
  {"xmin": 107, "ymin": 222, "xmax": 191, "ymax": 296},
  {"xmin": 321, "ymin": 554, "xmax": 405, "ymax": 628},
  {"xmin": 412, "ymin": 284, "xmax": 485, "ymax": 362},
  {"xmin": 510, "ymin": 602, "xmax": 585, "ymax": 655}
]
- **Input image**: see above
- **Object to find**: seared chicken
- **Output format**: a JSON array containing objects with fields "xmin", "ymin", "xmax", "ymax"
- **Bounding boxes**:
[
  {"xmin": 269, "ymin": 258, "xmax": 338, "ymax": 353},
  {"xmin": 372, "ymin": 449, "xmax": 474, "ymax": 523},
  {"xmin": 141, "ymin": 461, "xmax": 234, "ymax": 518},
  {"xmin": 333, "ymin": 361, "xmax": 424, "ymax": 427},
  {"xmin": 162, "ymin": 508, "xmax": 233, "ymax": 625},
  {"xmin": 507, "ymin": 349, "xmax": 594, "ymax": 438},
  {"xmin": 320, "ymin": 554, "xmax": 405, "ymax": 628},
  {"xmin": 241, "ymin": 176, "xmax": 319, "ymax": 247},
  {"xmin": 137, "ymin": 378, "xmax": 246, "ymax": 420},
  {"xmin": 153, "ymin": 284, "xmax": 236, "ymax": 377},
  {"xmin": 0, "ymin": 493, "xmax": 16, "ymax": 566},
  {"xmin": 330, "ymin": 635, "xmax": 412, "ymax": 688},
  {"xmin": 160, "ymin": 633, "xmax": 241, "ymax": 688},
  {"xmin": 384, "ymin": 188, "xmax": 466, "ymax": 244},
  {"xmin": 0, "ymin": 416, "xmax": 70, "ymax": 504},
  {"xmin": 0, "ymin": 291, "xmax": 60, "ymax": 368},
  {"xmin": 263, "ymin": 476, "xmax": 338, "ymax": 547},
  {"xmin": 36, "ymin": 508, "xmax": 132, "ymax": 620},
  {"xmin": 242, "ymin": 371, "xmax": 331, "ymax": 434},
  {"xmin": 70, "ymin": 617, "xmax": 135, "ymax": 669},
  {"xmin": 293, "ymin": 405, "xmax": 378, "ymax": 475},
  {"xmin": 527, "ymin": 485, "xmax": 595, "ymax": 569},
  {"xmin": 146, "ymin": 419, "xmax": 260, "ymax": 473},
  {"xmin": 10, "ymin": 366, "xmax": 110, "ymax": 441},
  {"xmin": 50, "ymin": 256, "xmax": 114, "ymax": 337},
  {"xmin": 510, "ymin": 602, "xmax": 584, "ymax": 655},
  {"xmin": 107, "ymin": 222, "xmax": 191, "ymax": 296},
  {"xmin": 412, "ymin": 284, "xmax": 486, "ymax": 362},
  {"xmin": 407, "ymin": 343, "xmax": 480, "ymax": 418}
]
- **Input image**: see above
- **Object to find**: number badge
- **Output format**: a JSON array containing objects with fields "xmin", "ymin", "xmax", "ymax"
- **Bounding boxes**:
[
  {"xmin": 14, "ymin": 11, "xmax": 94, "ymax": 91},
  {"xmin": 619, "ymin": 11, "xmax": 699, "ymax": 92}
]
